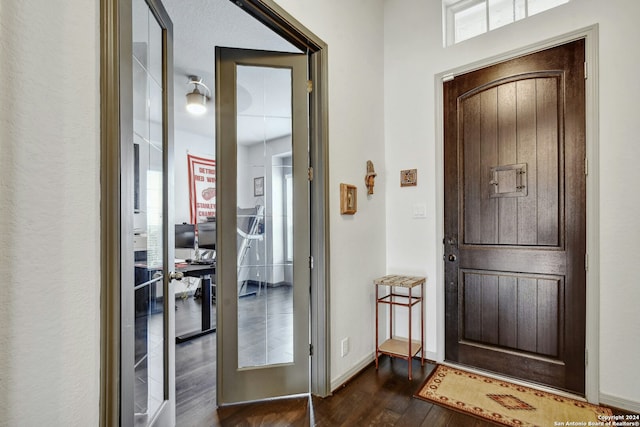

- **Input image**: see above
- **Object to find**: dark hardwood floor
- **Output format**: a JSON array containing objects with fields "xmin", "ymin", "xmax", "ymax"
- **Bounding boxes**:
[
  {"xmin": 175, "ymin": 294, "xmax": 218, "ymax": 421},
  {"xmin": 304, "ymin": 358, "xmax": 497, "ymax": 427},
  {"xmin": 175, "ymin": 293, "xmax": 635, "ymax": 426},
  {"xmin": 175, "ymin": 291, "xmax": 497, "ymax": 426}
]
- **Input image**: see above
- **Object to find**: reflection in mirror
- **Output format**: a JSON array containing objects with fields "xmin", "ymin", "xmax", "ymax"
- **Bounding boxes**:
[{"xmin": 236, "ymin": 65, "xmax": 294, "ymax": 368}]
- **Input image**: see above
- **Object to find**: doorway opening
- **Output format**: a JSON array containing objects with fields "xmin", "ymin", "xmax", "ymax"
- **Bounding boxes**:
[
  {"xmin": 165, "ymin": 4, "xmax": 303, "ymax": 418},
  {"xmin": 162, "ymin": 0, "xmax": 330, "ymax": 419},
  {"xmin": 100, "ymin": 0, "xmax": 329, "ymax": 425}
]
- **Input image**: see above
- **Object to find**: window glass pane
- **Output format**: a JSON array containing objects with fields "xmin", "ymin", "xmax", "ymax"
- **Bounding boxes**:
[
  {"xmin": 454, "ymin": 2, "xmax": 487, "ymax": 43},
  {"xmin": 489, "ymin": 0, "xmax": 514, "ymax": 30},
  {"xmin": 528, "ymin": 0, "xmax": 569, "ymax": 16},
  {"xmin": 132, "ymin": 0, "xmax": 148, "ymax": 68},
  {"xmin": 514, "ymin": 0, "xmax": 527, "ymax": 20},
  {"xmin": 445, "ymin": 0, "xmax": 570, "ymax": 45}
]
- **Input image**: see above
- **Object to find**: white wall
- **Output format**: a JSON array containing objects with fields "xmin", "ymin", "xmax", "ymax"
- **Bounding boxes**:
[
  {"xmin": 0, "ymin": 1, "xmax": 100, "ymax": 426},
  {"xmin": 274, "ymin": 0, "xmax": 387, "ymax": 388},
  {"xmin": 384, "ymin": 0, "xmax": 640, "ymax": 409}
]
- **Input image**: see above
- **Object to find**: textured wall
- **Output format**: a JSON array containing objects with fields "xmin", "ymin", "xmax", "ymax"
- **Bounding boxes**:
[{"xmin": 0, "ymin": 1, "xmax": 100, "ymax": 425}]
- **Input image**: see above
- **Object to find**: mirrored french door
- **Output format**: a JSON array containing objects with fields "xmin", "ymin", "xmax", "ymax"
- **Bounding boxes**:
[{"xmin": 215, "ymin": 47, "xmax": 310, "ymax": 404}]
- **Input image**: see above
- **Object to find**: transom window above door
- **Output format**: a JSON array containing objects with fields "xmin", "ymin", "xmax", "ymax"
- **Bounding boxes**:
[{"xmin": 443, "ymin": 0, "xmax": 570, "ymax": 46}]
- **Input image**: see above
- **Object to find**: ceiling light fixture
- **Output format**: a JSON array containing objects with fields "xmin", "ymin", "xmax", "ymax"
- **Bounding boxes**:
[{"xmin": 186, "ymin": 75, "xmax": 211, "ymax": 115}]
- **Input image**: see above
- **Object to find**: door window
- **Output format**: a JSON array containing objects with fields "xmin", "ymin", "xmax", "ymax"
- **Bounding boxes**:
[
  {"xmin": 236, "ymin": 65, "xmax": 294, "ymax": 368},
  {"xmin": 130, "ymin": 0, "xmax": 172, "ymax": 424}
]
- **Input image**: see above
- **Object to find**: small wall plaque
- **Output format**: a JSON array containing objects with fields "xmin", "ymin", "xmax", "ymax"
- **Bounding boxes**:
[
  {"xmin": 340, "ymin": 183, "xmax": 357, "ymax": 215},
  {"xmin": 400, "ymin": 169, "xmax": 417, "ymax": 187}
]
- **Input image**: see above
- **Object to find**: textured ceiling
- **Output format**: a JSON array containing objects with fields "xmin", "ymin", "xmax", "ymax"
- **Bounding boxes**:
[{"xmin": 163, "ymin": 0, "xmax": 301, "ymax": 144}]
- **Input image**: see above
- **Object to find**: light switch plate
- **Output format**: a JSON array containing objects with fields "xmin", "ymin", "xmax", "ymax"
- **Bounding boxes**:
[{"xmin": 413, "ymin": 203, "xmax": 427, "ymax": 218}]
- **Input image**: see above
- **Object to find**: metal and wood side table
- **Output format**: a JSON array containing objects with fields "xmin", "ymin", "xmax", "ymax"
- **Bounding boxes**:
[{"xmin": 374, "ymin": 274, "xmax": 425, "ymax": 380}]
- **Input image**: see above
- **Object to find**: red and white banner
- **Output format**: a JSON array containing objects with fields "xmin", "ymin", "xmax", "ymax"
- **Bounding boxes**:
[{"xmin": 187, "ymin": 154, "xmax": 216, "ymax": 224}]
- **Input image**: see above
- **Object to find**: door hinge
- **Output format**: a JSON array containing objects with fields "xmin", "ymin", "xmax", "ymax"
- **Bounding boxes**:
[
  {"xmin": 584, "ymin": 62, "xmax": 588, "ymax": 79},
  {"xmin": 585, "ymin": 348, "xmax": 588, "ymax": 366},
  {"xmin": 309, "ymin": 344, "xmax": 314, "ymax": 356},
  {"xmin": 309, "ymin": 256, "xmax": 314, "ymax": 269},
  {"xmin": 585, "ymin": 253, "xmax": 589, "ymax": 271},
  {"xmin": 308, "ymin": 166, "xmax": 314, "ymax": 181},
  {"xmin": 585, "ymin": 157, "xmax": 588, "ymax": 175},
  {"xmin": 307, "ymin": 80, "xmax": 313, "ymax": 93}
]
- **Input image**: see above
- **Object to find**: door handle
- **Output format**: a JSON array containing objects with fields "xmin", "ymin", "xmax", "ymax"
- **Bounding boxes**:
[
  {"xmin": 169, "ymin": 271, "xmax": 184, "ymax": 281},
  {"xmin": 447, "ymin": 254, "xmax": 457, "ymax": 262}
]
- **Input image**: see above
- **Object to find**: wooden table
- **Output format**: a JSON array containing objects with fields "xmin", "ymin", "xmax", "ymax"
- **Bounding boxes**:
[{"xmin": 374, "ymin": 274, "xmax": 425, "ymax": 380}]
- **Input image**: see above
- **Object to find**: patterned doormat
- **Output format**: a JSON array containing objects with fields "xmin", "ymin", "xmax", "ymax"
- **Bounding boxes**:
[{"xmin": 414, "ymin": 364, "xmax": 613, "ymax": 426}]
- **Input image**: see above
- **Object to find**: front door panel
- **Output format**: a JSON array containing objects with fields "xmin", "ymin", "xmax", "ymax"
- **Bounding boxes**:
[{"xmin": 444, "ymin": 39, "xmax": 586, "ymax": 394}]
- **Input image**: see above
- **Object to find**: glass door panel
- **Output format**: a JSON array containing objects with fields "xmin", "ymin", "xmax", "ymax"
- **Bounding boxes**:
[
  {"xmin": 129, "ymin": 0, "xmax": 174, "ymax": 425},
  {"xmin": 236, "ymin": 65, "xmax": 294, "ymax": 369}
]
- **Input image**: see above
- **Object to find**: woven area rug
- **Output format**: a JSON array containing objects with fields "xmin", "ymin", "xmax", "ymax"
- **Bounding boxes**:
[{"xmin": 415, "ymin": 364, "xmax": 612, "ymax": 426}]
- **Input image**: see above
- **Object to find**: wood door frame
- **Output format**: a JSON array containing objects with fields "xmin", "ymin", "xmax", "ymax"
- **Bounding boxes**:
[{"xmin": 434, "ymin": 25, "xmax": 600, "ymax": 403}]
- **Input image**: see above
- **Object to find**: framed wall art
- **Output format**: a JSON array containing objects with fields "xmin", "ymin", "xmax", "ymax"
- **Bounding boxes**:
[
  {"xmin": 254, "ymin": 176, "xmax": 264, "ymax": 196},
  {"xmin": 400, "ymin": 169, "xmax": 417, "ymax": 187},
  {"xmin": 340, "ymin": 183, "xmax": 357, "ymax": 215}
]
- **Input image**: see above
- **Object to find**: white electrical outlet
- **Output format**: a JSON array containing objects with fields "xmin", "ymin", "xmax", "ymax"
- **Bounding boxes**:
[{"xmin": 341, "ymin": 337, "xmax": 349, "ymax": 357}]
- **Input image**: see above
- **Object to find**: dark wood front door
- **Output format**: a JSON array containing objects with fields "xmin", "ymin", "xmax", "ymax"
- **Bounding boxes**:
[{"xmin": 444, "ymin": 39, "xmax": 586, "ymax": 394}]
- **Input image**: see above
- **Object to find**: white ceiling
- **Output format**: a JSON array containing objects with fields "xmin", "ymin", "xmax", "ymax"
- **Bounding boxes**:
[{"xmin": 162, "ymin": 0, "xmax": 301, "ymax": 145}]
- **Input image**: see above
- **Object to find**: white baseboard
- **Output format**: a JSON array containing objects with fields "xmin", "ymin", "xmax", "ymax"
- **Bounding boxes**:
[
  {"xmin": 330, "ymin": 351, "xmax": 440, "ymax": 393},
  {"xmin": 426, "ymin": 350, "xmax": 440, "ymax": 362},
  {"xmin": 599, "ymin": 393, "xmax": 640, "ymax": 413},
  {"xmin": 330, "ymin": 353, "xmax": 375, "ymax": 393}
]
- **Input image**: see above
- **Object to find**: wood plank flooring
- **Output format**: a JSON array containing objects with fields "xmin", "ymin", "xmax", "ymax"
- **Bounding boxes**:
[
  {"xmin": 175, "ymin": 291, "xmax": 496, "ymax": 426},
  {"xmin": 178, "ymin": 338, "xmax": 495, "ymax": 427},
  {"xmin": 176, "ymin": 294, "xmax": 634, "ymax": 426}
]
